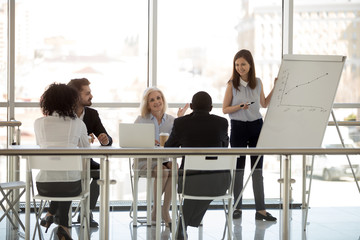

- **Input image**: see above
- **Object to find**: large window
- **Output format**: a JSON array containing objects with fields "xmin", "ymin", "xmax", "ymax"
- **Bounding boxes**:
[
  {"xmin": 157, "ymin": 0, "xmax": 243, "ymax": 104},
  {"xmin": 0, "ymin": 1, "xmax": 7, "ymax": 102},
  {"xmin": 157, "ymin": 0, "xmax": 281, "ymax": 106},
  {"xmin": 292, "ymin": 0, "xmax": 360, "ymax": 207},
  {"xmin": 1, "ymin": 0, "xmax": 359, "ymax": 204},
  {"xmin": 293, "ymin": 0, "xmax": 360, "ymax": 105},
  {"xmin": 14, "ymin": 0, "xmax": 148, "ymax": 103},
  {"xmin": 10, "ymin": 0, "xmax": 148, "ymax": 144}
]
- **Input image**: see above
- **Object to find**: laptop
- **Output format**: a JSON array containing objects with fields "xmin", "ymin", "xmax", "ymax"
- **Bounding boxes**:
[{"xmin": 119, "ymin": 123, "xmax": 155, "ymax": 148}]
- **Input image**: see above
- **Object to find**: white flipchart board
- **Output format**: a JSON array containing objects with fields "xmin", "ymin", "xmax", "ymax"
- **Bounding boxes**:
[{"xmin": 257, "ymin": 54, "xmax": 346, "ymax": 148}]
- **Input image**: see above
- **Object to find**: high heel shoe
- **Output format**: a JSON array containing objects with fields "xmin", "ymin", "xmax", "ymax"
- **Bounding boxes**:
[
  {"xmin": 255, "ymin": 211, "xmax": 277, "ymax": 221},
  {"xmin": 151, "ymin": 215, "xmax": 157, "ymax": 226},
  {"xmin": 165, "ymin": 222, "xmax": 172, "ymax": 232},
  {"xmin": 152, "ymin": 216, "xmax": 172, "ymax": 231},
  {"xmin": 161, "ymin": 211, "xmax": 172, "ymax": 231},
  {"xmin": 56, "ymin": 226, "xmax": 73, "ymax": 240},
  {"xmin": 40, "ymin": 215, "xmax": 54, "ymax": 233},
  {"xmin": 233, "ymin": 209, "xmax": 242, "ymax": 219}
]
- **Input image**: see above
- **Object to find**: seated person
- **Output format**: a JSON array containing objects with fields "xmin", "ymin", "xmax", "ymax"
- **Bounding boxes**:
[
  {"xmin": 34, "ymin": 83, "xmax": 90, "ymax": 240},
  {"xmin": 68, "ymin": 78, "xmax": 113, "ymax": 227},
  {"xmin": 134, "ymin": 87, "xmax": 188, "ymax": 226},
  {"xmin": 164, "ymin": 91, "xmax": 229, "ymax": 239}
]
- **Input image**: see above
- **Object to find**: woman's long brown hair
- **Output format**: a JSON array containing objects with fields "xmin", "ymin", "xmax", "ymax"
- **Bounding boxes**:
[{"xmin": 229, "ymin": 49, "xmax": 257, "ymax": 91}]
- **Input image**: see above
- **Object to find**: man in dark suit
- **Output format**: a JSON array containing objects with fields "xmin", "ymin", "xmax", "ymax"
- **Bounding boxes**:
[
  {"xmin": 68, "ymin": 78, "xmax": 113, "ymax": 228},
  {"xmin": 164, "ymin": 91, "xmax": 229, "ymax": 239}
]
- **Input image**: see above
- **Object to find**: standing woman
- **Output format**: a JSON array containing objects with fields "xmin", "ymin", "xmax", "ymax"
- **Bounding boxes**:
[
  {"xmin": 222, "ymin": 49, "xmax": 277, "ymax": 221},
  {"xmin": 134, "ymin": 87, "xmax": 189, "ymax": 227},
  {"xmin": 34, "ymin": 83, "xmax": 90, "ymax": 239}
]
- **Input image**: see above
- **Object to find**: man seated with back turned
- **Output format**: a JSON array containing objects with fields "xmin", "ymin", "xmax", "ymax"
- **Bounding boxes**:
[
  {"xmin": 164, "ymin": 91, "xmax": 229, "ymax": 239},
  {"xmin": 68, "ymin": 78, "xmax": 113, "ymax": 228}
]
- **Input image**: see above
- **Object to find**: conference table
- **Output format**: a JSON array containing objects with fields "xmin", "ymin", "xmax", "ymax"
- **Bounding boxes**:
[{"xmin": 2, "ymin": 146, "xmax": 359, "ymax": 240}]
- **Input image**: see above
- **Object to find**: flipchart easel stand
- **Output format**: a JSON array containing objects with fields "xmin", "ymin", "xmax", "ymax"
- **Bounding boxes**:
[
  {"xmin": 232, "ymin": 109, "xmax": 360, "ymax": 239},
  {"xmin": 302, "ymin": 110, "xmax": 360, "ymax": 232}
]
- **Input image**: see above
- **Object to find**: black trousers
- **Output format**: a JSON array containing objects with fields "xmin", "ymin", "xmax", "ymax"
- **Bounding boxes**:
[
  {"xmin": 90, "ymin": 159, "xmax": 100, "ymax": 211},
  {"xmin": 36, "ymin": 181, "xmax": 81, "ymax": 227},
  {"xmin": 178, "ymin": 170, "xmax": 231, "ymax": 227},
  {"xmin": 230, "ymin": 119, "xmax": 265, "ymax": 210}
]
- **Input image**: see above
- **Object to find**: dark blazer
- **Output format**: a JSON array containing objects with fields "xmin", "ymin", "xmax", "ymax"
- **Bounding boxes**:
[
  {"xmin": 164, "ymin": 110, "xmax": 229, "ymax": 227},
  {"xmin": 82, "ymin": 107, "xmax": 112, "ymax": 210},
  {"xmin": 165, "ymin": 110, "xmax": 229, "ymax": 168},
  {"xmin": 83, "ymin": 107, "xmax": 113, "ymax": 146}
]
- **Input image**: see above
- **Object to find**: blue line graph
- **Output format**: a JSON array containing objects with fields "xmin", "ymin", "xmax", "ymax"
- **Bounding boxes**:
[
  {"xmin": 284, "ymin": 72, "xmax": 328, "ymax": 95},
  {"xmin": 276, "ymin": 69, "xmax": 330, "ymax": 112}
]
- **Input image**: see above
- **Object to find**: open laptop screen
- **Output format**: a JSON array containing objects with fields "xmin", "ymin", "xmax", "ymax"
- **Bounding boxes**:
[{"xmin": 119, "ymin": 123, "xmax": 155, "ymax": 148}]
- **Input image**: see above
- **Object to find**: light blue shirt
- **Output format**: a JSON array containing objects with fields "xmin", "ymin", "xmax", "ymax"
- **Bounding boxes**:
[
  {"xmin": 134, "ymin": 113, "xmax": 175, "ymax": 142},
  {"xmin": 229, "ymin": 78, "xmax": 263, "ymax": 121}
]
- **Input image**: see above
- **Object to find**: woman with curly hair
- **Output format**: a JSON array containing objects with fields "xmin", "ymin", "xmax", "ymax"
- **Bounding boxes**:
[{"xmin": 34, "ymin": 83, "xmax": 90, "ymax": 240}]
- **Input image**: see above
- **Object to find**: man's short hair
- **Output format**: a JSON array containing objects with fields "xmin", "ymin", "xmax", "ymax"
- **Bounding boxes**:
[
  {"xmin": 191, "ymin": 91, "xmax": 212, "ymax": 111},
  {"xmin": 67, "ymin": 78, "xmax": 90, "ymax": 92}
]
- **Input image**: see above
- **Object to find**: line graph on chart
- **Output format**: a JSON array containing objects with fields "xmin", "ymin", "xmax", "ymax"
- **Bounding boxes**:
[
  {"xmin": 275, "ymin": 68, "xmax": 331, "ymax": 113},
  {"xmin": 258, "ymin": 54, "xmax": 345, "ymax": 148}
]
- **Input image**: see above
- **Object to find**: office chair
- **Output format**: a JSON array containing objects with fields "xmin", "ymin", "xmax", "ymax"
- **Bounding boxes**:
[
  {"xmin": 177, "ymin": 155, "xmax": 237, "ymax": 240},
  {"xmin": 26, "ymin": 155, "xmax": 91, "ymax": 240},
  {"xmin": 0, "ymin": 181, "xmax": 26, "ymax": 231},
  {"xmin": 129, "ymin": 157, "xmax": 154, "ymax": 226},
  {"xmin": 0, "ymin": 120, "xmax": 25, "ymax": 234}
]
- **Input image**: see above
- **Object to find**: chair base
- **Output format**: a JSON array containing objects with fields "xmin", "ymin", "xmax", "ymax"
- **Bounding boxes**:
[{"xmin": 0, "ymin": 182, "xmax": 26, "ymax": 231}]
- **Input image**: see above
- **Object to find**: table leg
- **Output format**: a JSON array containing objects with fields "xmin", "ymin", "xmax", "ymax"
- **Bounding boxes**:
[
  {"xmin": 100, "ymin": 156, "xmax": 110, "ymax": 240},
  {"xmin": 171, "ymin": 157, "xmax": 177, "ymax": 239},
  {"xmin": 156, "ymin": 158, "xmax": 162, "ymax": 239},
  {"xmin": 133, "ymin": 158, "xmax": 138, "ymax": 226},
  {"xmin": 147, "ymin": 158, "xmax": 151, "ymax": 226},
  {"xmin": 25, "ymin": 163, "xmax": 30, "ymax": 240}
]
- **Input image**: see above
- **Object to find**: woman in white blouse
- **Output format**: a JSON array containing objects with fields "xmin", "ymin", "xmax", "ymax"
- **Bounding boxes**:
[{"xmin": 34, "ymin": 83, "xmax": 90, "ymax": 240}]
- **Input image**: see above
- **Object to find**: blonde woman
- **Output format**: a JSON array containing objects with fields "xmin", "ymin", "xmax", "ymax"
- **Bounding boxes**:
[{"xmin": 134, "ymin": 87, "xmax": 189, "ymax": 228}]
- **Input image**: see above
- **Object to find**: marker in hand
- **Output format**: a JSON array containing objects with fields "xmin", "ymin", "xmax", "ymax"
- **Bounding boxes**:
[{"xmin": 239, "ymin": 102, "xmax": 255, "ymax": 107}]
